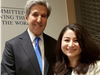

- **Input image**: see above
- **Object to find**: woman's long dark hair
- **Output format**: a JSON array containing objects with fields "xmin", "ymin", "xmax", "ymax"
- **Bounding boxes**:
[{"xmin": 53, "ymin": 23, "xmax": 100, "ymax": 75}]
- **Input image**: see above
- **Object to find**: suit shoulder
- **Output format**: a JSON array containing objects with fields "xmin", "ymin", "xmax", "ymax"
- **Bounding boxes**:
[
  {"xmin": 43, "ymin": 33, "xmax": 57, "ymax": 42},
  {"xmin": 7, "ymin": 30, "xmax": 27, "ymax": 44},
  {"xmin": 7, "ymin": 34, "xmax": 22, "ymax": 42}
]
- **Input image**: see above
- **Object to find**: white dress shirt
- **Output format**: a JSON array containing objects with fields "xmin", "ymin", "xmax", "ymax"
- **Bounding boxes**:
[{"xmin": 27, "ymin": 28, "xmax": 44, "ymax": 75}]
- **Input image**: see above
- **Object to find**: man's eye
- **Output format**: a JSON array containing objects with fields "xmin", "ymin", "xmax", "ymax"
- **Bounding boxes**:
[
  {"xmin": 33, "ymin": 14, "xmax": 38, "ymax": 16},
  {"xmin": 41, "ymin": 14, "xmax": 47, "ymax": 18}
]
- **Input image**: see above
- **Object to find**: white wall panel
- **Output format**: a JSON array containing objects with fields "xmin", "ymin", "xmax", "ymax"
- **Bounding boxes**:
[{"xmin": 1, "ymin": 0, "xmax": 69, "ymax": 57}]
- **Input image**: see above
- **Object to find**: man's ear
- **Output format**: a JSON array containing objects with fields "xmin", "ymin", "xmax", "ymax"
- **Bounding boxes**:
[{"xmin": 25, "ymin": 15, "xmax": 28, "ymax": 22}]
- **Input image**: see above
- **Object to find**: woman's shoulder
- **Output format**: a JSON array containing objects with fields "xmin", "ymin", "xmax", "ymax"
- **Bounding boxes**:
[
  {"xmin": 95, "ymin": 60, "xmax": 100, "ymax": 66},
  {"xmin": 94, "ymin": 60, "xmax": 100, "ymax": 74},
  {"xmin": 85, "ymin": 60, "xmax": 100, "ymax": 75},
  {"xmin": 90, "ymin": 60, "xmax": 100, "ymax": 69}
]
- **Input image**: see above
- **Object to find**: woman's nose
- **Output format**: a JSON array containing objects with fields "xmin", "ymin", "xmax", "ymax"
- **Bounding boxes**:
[{"xmin": 68, "ymin": 41, "xmax": 74, "ymax": 47}]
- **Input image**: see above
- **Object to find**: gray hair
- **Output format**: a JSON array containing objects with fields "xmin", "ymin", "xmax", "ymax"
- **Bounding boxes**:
[{"xmin": 24, "ymin": 0, "xmax": 51, "ymax": 18}]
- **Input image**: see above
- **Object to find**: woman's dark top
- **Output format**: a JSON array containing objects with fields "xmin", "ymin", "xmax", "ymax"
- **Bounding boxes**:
[{"xmin": 65, "ymin": 67, "xmax": 73, "ymax": 75}]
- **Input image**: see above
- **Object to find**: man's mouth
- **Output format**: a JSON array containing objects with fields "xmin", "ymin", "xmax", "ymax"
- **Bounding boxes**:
[{"xmin": 35, "ymin": 24, "xmax": 42, "ymax": 27}]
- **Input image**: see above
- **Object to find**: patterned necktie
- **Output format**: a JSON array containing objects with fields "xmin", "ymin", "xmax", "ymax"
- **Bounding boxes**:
[{"xmin": 34, "ymin": 37, "xmax": 42, "ymax": 73}]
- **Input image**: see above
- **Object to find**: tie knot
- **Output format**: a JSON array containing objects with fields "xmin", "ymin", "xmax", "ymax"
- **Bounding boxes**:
[{"xmin": 35, "ymin": 37, "xmax": 40, "ymax": 44}]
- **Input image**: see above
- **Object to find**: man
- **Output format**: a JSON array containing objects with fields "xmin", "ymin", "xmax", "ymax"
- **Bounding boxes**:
[{"xmin": 1, "ymin": 0, "xmax": 56, "ymax": 75}]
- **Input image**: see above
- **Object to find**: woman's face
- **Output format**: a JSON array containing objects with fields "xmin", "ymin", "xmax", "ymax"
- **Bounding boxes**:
[{"xmin": 61, "ymin": 29, "xmax": 82, "ymax": 59}]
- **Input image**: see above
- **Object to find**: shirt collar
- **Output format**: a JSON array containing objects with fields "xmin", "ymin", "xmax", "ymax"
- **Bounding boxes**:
[{"xmin": 27, "ymin": 28, "xmax": 44, "ymax": 42}]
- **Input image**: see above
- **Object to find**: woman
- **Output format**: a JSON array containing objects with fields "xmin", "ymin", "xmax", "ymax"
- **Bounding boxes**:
[{"xmin": 53, "ymin": 23, "xmax": 100, "ymax": 75}]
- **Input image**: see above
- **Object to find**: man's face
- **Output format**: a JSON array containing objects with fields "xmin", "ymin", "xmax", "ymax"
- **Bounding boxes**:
[{"xmin": 25, "ymin": 5, "xmax": 47, "ymax": 36}]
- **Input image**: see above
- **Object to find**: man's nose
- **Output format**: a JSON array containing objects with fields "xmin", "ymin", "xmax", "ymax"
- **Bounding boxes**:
[{"xmin": 37, "ymin": 16, "xmax": 42, "ymax": 23}]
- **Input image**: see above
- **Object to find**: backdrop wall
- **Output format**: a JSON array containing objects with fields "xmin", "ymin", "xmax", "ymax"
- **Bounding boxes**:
[{"xmin": 1, "ymin": 0, "xmax": 69, "ymax": 58}]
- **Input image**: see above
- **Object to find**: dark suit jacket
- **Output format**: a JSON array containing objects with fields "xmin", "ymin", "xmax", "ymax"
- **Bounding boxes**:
[{"xmin": 1, "ymin": 30, "xmax": 57, "ymax": 75}]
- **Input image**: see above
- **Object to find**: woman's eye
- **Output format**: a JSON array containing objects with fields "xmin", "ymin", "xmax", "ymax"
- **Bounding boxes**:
[
  {"xmin": 74, "ymin": 40, "xmax": 78, "ymax": 42},
  {"xmin": 65, "ymin": 40, "xmax": 69, "ymax": 42}
]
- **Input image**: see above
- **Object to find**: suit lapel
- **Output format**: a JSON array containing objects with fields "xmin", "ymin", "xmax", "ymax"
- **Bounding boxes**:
[
  {"xmin": 44, "ymin": 57, "xmax": 49, "ymax": 75},
  {"xmin": 43, "ymin": 33, "xmax": 56, "ymax": 75},
  {"xmin": 43, "ymin": 33, "xmax": 50, "ymax": 75},
  {"xmin": 20, "ymin": 30, "xmax": 41, "ymax": 75}
]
